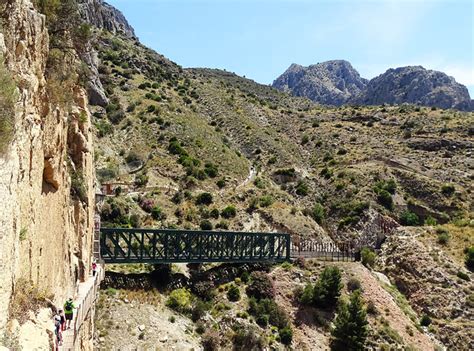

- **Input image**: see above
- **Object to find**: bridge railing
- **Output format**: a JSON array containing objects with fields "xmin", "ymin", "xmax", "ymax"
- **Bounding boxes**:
[
  {"xmin": 100, "ymin": 228, "xmax": 291, "ymax": 263},
  {"xmin": 290, "ymin": 239, "xmax": 356, "ymax": 261}
]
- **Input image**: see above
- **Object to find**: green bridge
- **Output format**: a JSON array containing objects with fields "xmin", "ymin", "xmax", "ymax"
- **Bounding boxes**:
[{"xmin": 100, "ymin": 228, "xmax": 292, "ymax": 264}]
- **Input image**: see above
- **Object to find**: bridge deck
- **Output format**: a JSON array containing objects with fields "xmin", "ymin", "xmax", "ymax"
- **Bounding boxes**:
[{"xmin": 100, "ymin": 228, "xmax": 291, "ymax": 264}]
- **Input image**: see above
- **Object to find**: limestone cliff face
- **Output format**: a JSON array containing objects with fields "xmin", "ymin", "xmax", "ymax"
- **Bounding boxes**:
[{"xmin": 0, "ymin": 0, "xmax": 95, "ymax": 348}]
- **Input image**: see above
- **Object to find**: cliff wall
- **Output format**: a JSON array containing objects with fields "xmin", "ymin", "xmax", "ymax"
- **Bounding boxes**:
[{"xmin": 0, "ymin": 0, "xmax": 95, "ymax": 348}]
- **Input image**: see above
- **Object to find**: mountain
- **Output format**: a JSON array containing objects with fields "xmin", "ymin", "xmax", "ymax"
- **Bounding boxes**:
[
  {"xmin": 272, "ymin": 60, "xmax": 368, "ymax": 106},
  {"xmin": 274, "ymin": 62, "xmax": 473, "ymax": 110},
  {"xmin": 353, "ymin": 65, "xmax": 472, "ymax": 110}
]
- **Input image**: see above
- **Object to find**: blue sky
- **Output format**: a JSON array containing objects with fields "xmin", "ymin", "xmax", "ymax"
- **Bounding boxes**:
[{"xmin": 108, "ymin": 0, "xmax": 474, "ymax": 97}]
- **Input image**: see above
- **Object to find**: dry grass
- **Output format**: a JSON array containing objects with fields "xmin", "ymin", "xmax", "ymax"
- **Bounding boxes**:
[
  {"xmin": 9, "ymin": 278, "xmax": 53, "ymax": 324},
  {"xmin": 0, "ymin": 55, "xmax": 17, "ymax": 154}
]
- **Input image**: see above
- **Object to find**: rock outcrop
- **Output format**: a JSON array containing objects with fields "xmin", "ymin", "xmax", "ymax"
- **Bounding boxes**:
[
  {"xmin": 0, "ymin": 0, "xmax": 95, "ymax": 348},
  {"xmin": 274, "ymin": 62, "xmax": 473, "ymax": 110},
  {"xmin": 272, "ymin": 60, "xmax": 368, "ymax": 106},
  {"xmin": 78, "ymin": 0, "xmax": 136, "ymax": 39},
  {"xmin": 379, "ymin": 230, "xmax": 473, "ymax": 350}
]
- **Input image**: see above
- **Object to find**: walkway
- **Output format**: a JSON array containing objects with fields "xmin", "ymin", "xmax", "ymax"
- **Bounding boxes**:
[{"xmin": 59, "ymin": 266, "xmax": 104, "ymax": 351}]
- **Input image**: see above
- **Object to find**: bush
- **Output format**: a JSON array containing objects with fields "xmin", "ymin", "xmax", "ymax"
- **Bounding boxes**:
[
  {"xmin": 420, "ymin": 314, "xmax": 432, "ymax": 327},
  {"xmin": 166, "ymin": 288, "xmax": 192, "ymax": 313},
  {"xmin": 399, "ymin": 211, "xmax": 420, "ymax": 226},
  {"xmin": 310, "ymin": 203, "xmax": 325, "ymax": 224},
  {"xmin": 240, "ymin": 271, "xmax": 250, "ymax": 283},
  {"xmin": 295, "ymin": 180, "xmax": 309, "ymax": 196},
  {"xmin": 246, "ymin": 271, "xmax": 274, "ymax": 300},
  {"xmin": 331, "ymin": 290, "xmax": 368, "ymax": 351},
  {"xmin": 200, "ymin": 220, "xmax": 213, "ymax": 230},
  {"xmin": 202, "ymin": 329, "xmax": 220, "ymax": 351},
  {"xmin": 441, "ymin": 184, "xmax": 455, "ymax": 196},
  {"xmin": 248, "ymin": 297, "xmax": 289, "ymax": 329},
  {"xmin": 216, "ymin": 179, "xmax": 226, "ymax": 188},
  {"xmin": 425, "ymin": 216, "xmax": 437, "ymax": 226},
  {"xmin": 125, "ymin": 151, "xmax": 141, "ymax": 164},
  {"xmin": 279, "ymin": 326, "xmax": 293, "ymax": 345},
  {"xmin": 347, "ymin": 278, "xmax": 362, "ymax": 292},
  {"xmin": 457, "ymin": 271, "xmax": 470, "ymax": 281},
  {"xmin": 204, "ymin": 162, "xmax": 218, "ymax": 178},
  {"xmin": 465, "ymin": 246, "xmax": 474, "ymax": 271},
  {"xmin": 361, "ymin": 248, "xmax": 376, "ymax": 268},
  {"xmin": 377, "ymin": 189, "xmax": 393, "ymax": 210},
  {"xmin": 233, "ymin": 326, "xmax": 265, "ymax": 350},
  {"xmin": 151, "ymin": 206, "xmax": 162, "ymax": 220},
  {"xmin": 437, "ymin": 232, "xmax": 450, "ymax": 245},
  {"xmin": 259, "ymin": 195, "xmax": 274, "ymax": 207},
  {"xmin": 300, "ymin": 283, "xmax": 314, "ymax": 305},
  {"xmin": 227, "ymin": 284, "xmax": 240, "ymax": 302},
  {"xmin": 221, "ymin": 205, "xmax": 237, "ymax": 219},
  {"xmin": 191, "ymin": 300, "xmax": 208, "ymax": 322},
  {"xmin": 192, "ymin": 281, "xmax": 215, "ymax": 301},
  {"xmin": 196, "ymin": 192, "xmax": 213, "ymax": 205}
]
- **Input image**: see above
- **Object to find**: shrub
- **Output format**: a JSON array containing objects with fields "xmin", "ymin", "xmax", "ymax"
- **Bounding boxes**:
[
  {"xmin": 151, "ymin": 206, "xmax": 163, "ymax": 220},
  {"xmin": 240, "ymin": 271, "xmax": 250, "ymax": 283},
  {"xmin": 300, "ymin": 283, "xmax": 314, "ymax": 305},
  {"xmin": 441, "ymin": 184, "xmax": 455, "ymax": 196},
  {"xmin": 457, "ymin": 271, "xmax": 470, "ymax": 281},
  {"xmin": 256, "ymin": 313, "xmax": 269, "ymax": 327},
  {"xmin": 259, "ymin": 195, "xmax": 274, "ymax": 207},
  {"xmin": 425, "ymin": 216, "xmax": 437, "ymax": 226},
  {"xmin": 437, "ymin": 232, "xmax": 450, "ymax": 245},
  {"xmin": 377, "ymin": 189, "xmax": 393, "ymax": 210},
  {"xmin": 399, "ymin": 211, "xmax": 420, "ymax": 226},
  {"xmin": 196, "ymin": 192, "xmax": 213, "ymax": 205},
  {"xmin": 313, "ymin": 266, "xmax": 342, "ymax": 307},
  {"xmin": 331, "ymin": 290, "xmax": 368, "ymax": 351},
  {"xmin": 166, "ymin": 288, "xmax": 192, "ymax": 313},
  {"xmin": 192, "ymin": 281, "xmax": 215, "ymax": 301},
  {"xmin": 200, "ymin": 220, "xmax": 213, "ymax": 230},
  {"xmin": 465, "ymin": 246, "xmax": 474, "ymax": 271},
  {"xmin": 248, "ymin": 297, "xmax": 289, "ymax": 329},
  {"xmin": 221, "ymin": 205, "xmax": 237, "ymax": 219},
  {"xmin": 125, "ymin": 151, "xmax": 141, "ymax": 164},
  {"xmin": 361, "ymin": 248, "xmax": 376, "ymax": 268},
  {"xmin": 310, "ymin": 203, "xmax": 325, "ymax": 224},
  {"xmin": 232, "ymin": 326, "xmax": 265, "ymax": 350},
  {"xmin": 347, "ymin": 278, "xmax": 362, "ymax": 292},
  {"xmin": 246, "ymin": 271, "xmax": 274, "ymax": 300},
  {"xmin": 227, "ymin": 284, "xmax": 240, "ymax": 302},
  {"xmin": 204, "ymin": 163, "xmax": 218, "ymax": 178},
  {"xmin": 279, "ymin": 326, "xmax": 293, "ymax": 345},
  {"xmin": 191, "ymin": 300, "xmax": 208, "ymax": 322},
  {"xmin": 419, "ymin": 314, "xmax": 431, "ymax": 327},
  {"xmin": 71, "ymin": 171, "xmax": 87, "ymax": 203},
  {"xmin": 295, "ymin": 180, "xmax": 309, "ymax": 196},
  {"xmin": 202, "ymin": 329, "xmax": 220, "ymax": 351},
  {"xmin": 209, "ymin": 208, "xmax": 220, "ymax": 219},
  {"xmin": 216, "ymin": 179, "xmax": 226, "ymax": 188}
]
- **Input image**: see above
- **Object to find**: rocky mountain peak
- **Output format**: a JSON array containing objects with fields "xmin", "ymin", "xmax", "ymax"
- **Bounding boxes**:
[
  {"xmin": 78, "ymin": 0, "xmax": 136, "ymax": 39},
  {"xmin": 272, "ymin": 60, "xmax": 368, "ymax": 106}
]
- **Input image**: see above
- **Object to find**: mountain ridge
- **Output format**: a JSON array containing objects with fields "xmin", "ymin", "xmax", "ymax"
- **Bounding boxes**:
[{"xmin": 273, "ymin": 61, "xmax": 473, "ymax": 110}]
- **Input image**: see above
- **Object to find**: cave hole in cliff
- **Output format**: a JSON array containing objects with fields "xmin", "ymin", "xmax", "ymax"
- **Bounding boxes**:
[{"xmin": 42, "ymin": 157, "xmax": 59, "ymax": 194}]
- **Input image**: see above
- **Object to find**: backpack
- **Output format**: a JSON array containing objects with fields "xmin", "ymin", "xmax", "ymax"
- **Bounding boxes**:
[
  {"xmin": 65, "ymin": 301, "xmax": 73, "ymax": 312},
  {"xmin": 54, "ymin": 315, "xmax": 61, "ymax": 327}
]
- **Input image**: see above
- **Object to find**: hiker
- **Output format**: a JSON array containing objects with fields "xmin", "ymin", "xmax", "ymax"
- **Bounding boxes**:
[
  {"xmin": 53, "ymin": 311, "xmax": 62, "ymax": 346},
  {"xmin": 92, "ymin": 261, "xmax": 97, "ymax": 277},
  {"xmin": 64, "ymin": 298, "xmax": 75, "ymax": 329},
  {"xmin": 59, "ymin": 309, "xmax": 66, "ymax": 331}
]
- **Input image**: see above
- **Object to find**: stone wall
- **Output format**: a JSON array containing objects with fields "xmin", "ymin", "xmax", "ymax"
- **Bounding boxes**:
[{"xmin": 0, "ymin": 0, "xmax": 95, "ymax": 347}]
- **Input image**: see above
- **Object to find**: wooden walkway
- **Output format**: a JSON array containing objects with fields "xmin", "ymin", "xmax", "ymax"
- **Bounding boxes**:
[{"xmin": 58, "ymin": 266, "xmax": 104, "ymax": 351}]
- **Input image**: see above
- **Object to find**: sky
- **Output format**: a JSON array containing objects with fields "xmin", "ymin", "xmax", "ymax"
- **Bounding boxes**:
[{"xmin": 108, "ymin": 0, "xmax": 474, "ymax": 97}]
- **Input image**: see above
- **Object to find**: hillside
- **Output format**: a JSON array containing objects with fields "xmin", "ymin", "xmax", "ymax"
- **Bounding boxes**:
[
  {"xmin": 273, "ymin": 61, "xmax": 473, "ymax": 111},
  {"xmin": 82, "ymin": 3, "xmax": 474, "ymax": 350}
]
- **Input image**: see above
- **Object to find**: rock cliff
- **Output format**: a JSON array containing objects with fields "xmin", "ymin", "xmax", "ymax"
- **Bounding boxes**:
[{"xmin": 0, "ymin": 0, "xmax": 95, "ymax": 348}]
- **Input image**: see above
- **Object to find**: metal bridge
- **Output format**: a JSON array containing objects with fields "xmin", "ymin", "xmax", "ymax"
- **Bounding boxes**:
[{"xmin": 100, "ymin": 228, "xmax": 292, "ymax": 264}]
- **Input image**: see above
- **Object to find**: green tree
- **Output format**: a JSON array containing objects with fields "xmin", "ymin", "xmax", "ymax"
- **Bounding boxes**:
[
  {"xmin": 310, "ymin": 203, "xmax": 325, "ymax": 224},
  {"xmin": 331, "ymin": 290, "xmax": 368, "ymax": 351},
  {"xmin": 313, "ymin": 266, "xmax": 342, "ymax": 307},
  {"xmin": 399, "ymin": 211, "xmax": 420, "ymax": 226}
]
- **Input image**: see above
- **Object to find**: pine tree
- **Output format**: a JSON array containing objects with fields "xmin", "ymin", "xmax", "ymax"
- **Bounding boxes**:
[
  {"xmin": 331, "ymin": 290, "xmax": 368, "ymax": 351},
  {"xmin": 313, "ymin": 266, "xmax": 342, "ymax": 307}
]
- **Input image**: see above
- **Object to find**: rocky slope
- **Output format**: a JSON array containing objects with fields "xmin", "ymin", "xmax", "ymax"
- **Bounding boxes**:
[
  {"xmin": 274, "ymin": 62, "xmax": 473, "ymax": 110},
  {"xmin": 272, "ymin": 60, "xmax": 367, "ymax": 106},
  {"xmin": 0, "ymin": 0, "xmax": 95, "ymax": 349}
]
